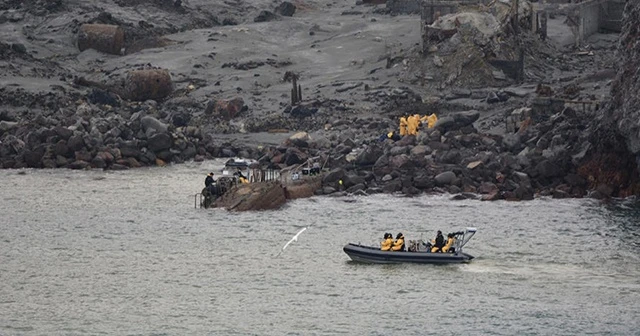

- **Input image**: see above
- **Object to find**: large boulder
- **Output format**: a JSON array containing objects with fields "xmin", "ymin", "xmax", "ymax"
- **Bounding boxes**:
[
  {"xmin": 287, "ymin": 132, "xmax": 311, "ymax": 148},
  {"xmin": 140, "ymin": 116, "xmax": 169, "ymax": 135},
  {"xmin": 355, "ymin": 145, "xmax": 384, "ymax": 166},
  {"xmin": 276, "ymin": 2, "xmax": 296, "ymax": 16},
  {"xmin": 434, "ymin": 171, "xmax": 456, "ymax": 186},
  {"xmin": 323, "ymin": 168, "xmax": 346, "ymax": 184},
  {"xmin": 147, "ymin": 133, "xmax": 172, "ymax": 153},
  {"xmin": 211, "ymin": 97, "xmax": 245, "ymax": 120},
  {"xmin": 284, "ymin": 147, "xmax": 307, "ymax": 165}
]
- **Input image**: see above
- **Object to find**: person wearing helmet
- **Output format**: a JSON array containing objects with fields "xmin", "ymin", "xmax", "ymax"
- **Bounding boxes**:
[
  {"xmin": 391, "ymin": 232, "xmax": 405, "ymax": 251},
  {"xmin": 380, "ymin": 233, "xmax": 393, "ymax": 251}
]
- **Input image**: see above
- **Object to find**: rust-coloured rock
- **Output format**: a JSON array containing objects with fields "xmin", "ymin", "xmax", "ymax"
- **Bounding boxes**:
[
  {"xmin": 125, "ymin": 69, "xmax": 173, "ymax": 101},
  {"xmin": 77, "ymin": 24, "xmax": 124, "ymax": 55},
  {"xmin": 216, "ymin": 181, "xmax": 287, "ymax": 211},
  {"xmin": 214, "ymin": 97, "xmax": 245, "ymax": 120}
]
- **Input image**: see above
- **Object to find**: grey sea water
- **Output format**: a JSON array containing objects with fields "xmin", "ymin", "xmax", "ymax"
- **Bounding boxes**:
[{"xmin": 1, "ymin": 161, "xmax": 639, "ymax": 335}]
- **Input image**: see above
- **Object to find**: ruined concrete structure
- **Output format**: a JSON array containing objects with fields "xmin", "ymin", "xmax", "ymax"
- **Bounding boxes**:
[
  {"xmin": 569, "ymin": 0, "xmax": 625, "ymax": 45},
  {"xmin": 420, "ymin": 0, "xmax": 485, "ymax": 25},
  {"xmin": 417, "ymin": 0, "xmax": 624, "ymax": 47}
]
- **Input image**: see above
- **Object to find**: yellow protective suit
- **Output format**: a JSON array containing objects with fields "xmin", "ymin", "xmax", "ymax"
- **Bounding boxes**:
[
  {"xmin": 391, "ymin": 235, "xmax": 405, "ymax": 251},
  {"xmin": 414, "ymin": 114, "xmax": 422, "ymax": 129},
  {"xmin": 442, "ymin": 237, "xmax": 455, "ymax": 253},
  {"xmin": 381, "ymin": 238, "xmax": 393, "ymax": 251},
  {"xmin": 427, "ymin": 113, "xmax": 438, "ymax": 128},
  {"xmin": 399, "ymin": 117, "xmax": 408, "ymax": 136},
  {"xmin": 407, "ymin": 115, "xmax": 418, "ymax": 135},
  {"xmin": 238, "ymin": 176, "xmax": 249, "ymax": 184}
]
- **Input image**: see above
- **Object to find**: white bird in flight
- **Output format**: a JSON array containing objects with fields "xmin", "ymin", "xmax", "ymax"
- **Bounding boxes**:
[{"xmin": 275, "ymin": 227, "xmax": 307, "ymax": 258}]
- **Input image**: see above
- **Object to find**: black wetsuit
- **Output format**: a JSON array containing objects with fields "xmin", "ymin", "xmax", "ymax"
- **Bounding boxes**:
[
  {"xmin": 205, "ymin": 175, "xmax": 215, "ymax": 187},
  {"xmin": 434, "ymin": 233, "xmax": 445, "ymax": 251}
]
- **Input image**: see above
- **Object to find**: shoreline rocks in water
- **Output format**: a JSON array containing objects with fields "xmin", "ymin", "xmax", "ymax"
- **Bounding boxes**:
[{"xmin": 1, "ymin": 0, "xmax": 640, "ymax": 202}]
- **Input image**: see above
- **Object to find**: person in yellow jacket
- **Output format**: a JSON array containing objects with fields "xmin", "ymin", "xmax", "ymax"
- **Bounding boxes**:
[
  {"xmin": 427, "ymin": 113, "xmax": 438, "ymax": 128},
  {"xmin": 406, "ymin": 115, "xmax": 419, "ymax": 135},
  {"xmin": 442, "ymin": 233, "xmax": 455, "ymax": 253},
  {"xmin": 399, "ymin": 116, "xmax": 408, "ymax": 136},
  {"xmin": 234, "ymin": 168, "xmax": 249, "ymax": 183},
  {"xmin": 391, "ymin": 232, "xmax": 405, "ymax": 251},
  {"xmin": 380, "ymin": 233, "xmax": 393, "ymax": 251}
]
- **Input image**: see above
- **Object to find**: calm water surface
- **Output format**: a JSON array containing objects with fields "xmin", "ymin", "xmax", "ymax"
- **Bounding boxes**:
[{"xmin": 1, "ymin": 162, "xmax": 639, "ymax": 335}]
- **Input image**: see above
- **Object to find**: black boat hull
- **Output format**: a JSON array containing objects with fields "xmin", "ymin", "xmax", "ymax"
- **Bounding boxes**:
[{"xmin": 343, "ymin": 243, "xmax": 474, "ymax": 264}]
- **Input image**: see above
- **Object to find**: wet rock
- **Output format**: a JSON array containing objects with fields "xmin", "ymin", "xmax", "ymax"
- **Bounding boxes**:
[
  {"xmin": 382, "ymin": 179, "xmax": 402, "ymax": 193},
  {"xmin": 24, "ymin": 147, "xmax": 45, "ymax": 167},
  {"xmin": 109, "ymin": 163, "xmax": 129, "ymax": 170},
  {"xmin": 343, "ymin": 174, "xmax": 366, "ymax": 188},
  {"xmin": 535, "ymin": 159, "xmax": 563, "ymax": 178},
  {"xmin": 275, "ymin": 2, "xmax": 296, "ymax": 16},
  {"xmin": 54, "ymin": 140, "xmax": 70, "ymax": 157},
  {"xmin": 347, "ymin": 183, "xmax": 366, "ymax": 193},
  {"xmin": 67, "ymin": 160, "xmax": 90, "ymax": 170}
]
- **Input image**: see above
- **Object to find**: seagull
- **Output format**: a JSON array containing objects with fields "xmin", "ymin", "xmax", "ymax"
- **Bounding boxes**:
[{"xmin": 275, "ymin": 227, "xmax": 307, "ymax": 258}]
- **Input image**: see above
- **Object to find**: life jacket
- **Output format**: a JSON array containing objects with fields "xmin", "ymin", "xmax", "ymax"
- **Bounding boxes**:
[
  {"xmin": 442, "ymin": 237, "xmax": 455, "ymax": 253},
  {"xmin": 391, "ymin": 236, "xmax": 405, "ymax": 251},
  {"xmin": 381, "ymin": 238, "xmax": 393, "ymax": 251}
]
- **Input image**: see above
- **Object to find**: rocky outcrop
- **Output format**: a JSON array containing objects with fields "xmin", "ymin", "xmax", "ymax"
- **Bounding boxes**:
[
  {"xmin": 606, "ymin": 1, "xmax": 640, "ymax": 155},
  {"xmin": 578, "ymin": 1, "xmax": 640, "ymax": 198},
  {"xmin": 215, "ymin": 181, "xmax": 287, "ymax": 211}
]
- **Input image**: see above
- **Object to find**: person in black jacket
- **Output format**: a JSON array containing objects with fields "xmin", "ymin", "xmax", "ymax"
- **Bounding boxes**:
[
  {"xmin": 431, "ymin": 230, "xmax": 445, "ymax": 253},
  {"xmin": 205, "ymin": 172, "xmax": 215, "ymax": 187}
]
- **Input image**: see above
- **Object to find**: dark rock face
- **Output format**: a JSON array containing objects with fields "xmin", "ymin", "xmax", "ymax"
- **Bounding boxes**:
[
  {"xmin": 147, "ymin": 133, "xmax": 172, "ymax": 153},
  {"xmin": 607, "ymin": 2, "xmax": 640, "ymax": 154},
  {"xmin": 580, "ymin": 1, "xmax": 640, "ymax": 197},
  {"xmin": 275, "ymin": 2, "xmax": 296, "ymax": 17}
]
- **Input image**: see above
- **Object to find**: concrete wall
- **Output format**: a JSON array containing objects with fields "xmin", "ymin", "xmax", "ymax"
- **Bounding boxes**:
[
  {"xmin": 600, "ymin": 0, "xmax": 625, "ymax": 32},
  {"xmin": 574, "ymin": 0, "xmax": 625, "ymax": 45},
  {"xmin": 580, "ymin": 1, "xmax": 601, "ymax": 38}
]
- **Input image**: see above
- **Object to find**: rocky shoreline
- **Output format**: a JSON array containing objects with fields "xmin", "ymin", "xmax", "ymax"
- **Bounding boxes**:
[{"xmin": 1, "ymin": 0, "xmax": 639, "ymax": 201}]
